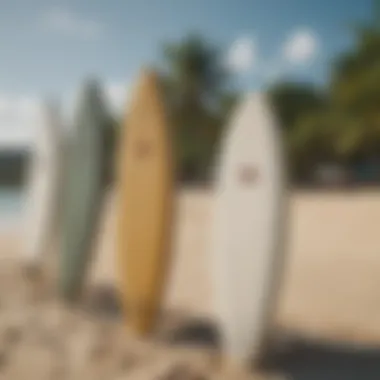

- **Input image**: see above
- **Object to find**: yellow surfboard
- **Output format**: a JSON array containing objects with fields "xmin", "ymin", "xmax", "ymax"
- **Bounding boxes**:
[{"xmin": 117, "ymin": 69, "xmax": 174, "ymax": 336}]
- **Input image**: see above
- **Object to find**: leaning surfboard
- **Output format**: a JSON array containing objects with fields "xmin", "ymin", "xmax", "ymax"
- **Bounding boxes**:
[
  {"xmin": 117, "ymin": 69, "xmax": 174, "ymax": 336},
  {"xmin": 23, "ymin": 100, "xmax": 63, "ymax": 269},
  {"xmin": 211, "ymin": 93, "xmax": 286, "ymax": 367},
  {"xmin": 58, "ymin": 79, "xmax": 108, "ymax": 302}
]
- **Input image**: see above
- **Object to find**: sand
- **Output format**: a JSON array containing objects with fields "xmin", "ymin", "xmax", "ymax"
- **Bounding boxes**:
[{"xmin": 1, "ymin": 187, "xmax": 380, "ymax": 379}]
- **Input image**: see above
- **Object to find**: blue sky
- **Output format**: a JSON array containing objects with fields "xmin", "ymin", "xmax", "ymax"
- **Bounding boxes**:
[{"xmin": 0, "ymin": 0, "xmax": 374, "ymax": 146}]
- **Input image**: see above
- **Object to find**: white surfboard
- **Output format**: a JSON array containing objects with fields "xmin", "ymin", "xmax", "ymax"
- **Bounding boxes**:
[
  {"xmin": 211, "ymin": 93, "xmax": 286, "ymax": 367},
  {"xmin": 23, "ymin": 100, "xmax": 63, "ymax": 268}
]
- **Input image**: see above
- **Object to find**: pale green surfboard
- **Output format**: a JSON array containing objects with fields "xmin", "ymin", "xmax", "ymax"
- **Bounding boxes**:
[{"xmin": 58, "ymin": 79, "xmax": 109, "ymax": 302}]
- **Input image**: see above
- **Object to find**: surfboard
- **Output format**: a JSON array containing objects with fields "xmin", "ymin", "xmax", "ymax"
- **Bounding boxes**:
[
  {"xmin": 117, "ymin": 69, "xmax": 174, "ymax": 336},
  {"xmin": 58, "ymin": 79, "xmax": 108, "ymax": 302},
  {"xmin": 23, "ymin": 100, "xmax": 63, "ymax": 270},
  {"xmin": 210, "ymin": 93, "xmax": 286, "ymax": 367}
]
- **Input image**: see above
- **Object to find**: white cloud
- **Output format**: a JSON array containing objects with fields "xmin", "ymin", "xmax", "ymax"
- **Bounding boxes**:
[
  {"xmin": 0, "ymin": 82, "xmax": 129, "ymax": 147},
  {"xmin": 41, "ymin": 6, "xmax": 104, "ymax": 40},
  {"xmin": 225, "ymin": 36, "xmax": 256, "ymax": 73},
  {"xmin": 283, "ymin": 28, "xmax": 318, "ymax": 64},
  {"xmin": 0, "ymin": 96, "xmax": 41, "ymax": 148},
  {"xmin": 105, "ymin": 82, "xmax": 129, "ymax": 116}
]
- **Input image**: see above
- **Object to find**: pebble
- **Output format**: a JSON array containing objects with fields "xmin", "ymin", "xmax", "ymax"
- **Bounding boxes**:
[
  {"xmin": 2, "ymin": 325, "xmax": 23, "ymax": 348},
  {"xmin": 0, "ymin": 311, "xmax": 26, "ymax": 349}
]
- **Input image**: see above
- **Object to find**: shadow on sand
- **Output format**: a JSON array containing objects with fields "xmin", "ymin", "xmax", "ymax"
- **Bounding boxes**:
[
  {"xmin": 259, "ymin": 332, "xmax": 380, "ymax": 380},
  {"xmin": 82, "ymin": 284, "xmax": 123, "ymax": 319},
  {"xmin": 80, "ymin": 286, "xmax": 380, "ymax": 380},
  {"xmin": 82, "ymin": 284, "xmax": 220, "ymax": 347},
  {"xmin": 157, "ymin": 312, "xmax": 220, "ymax": 348},
  {"xmin": 162, "ymin": 319, "xmax": 380, "ymax": 380}
]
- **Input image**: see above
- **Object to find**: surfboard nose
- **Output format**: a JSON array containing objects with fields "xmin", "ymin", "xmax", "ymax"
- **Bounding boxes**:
[
  {"xmin": 241, "ymin": 92, "xmax": 271, "ymax": 115},
  {"xmin": 134, "ymin": 68, "xmax": 161, "ymax": 95}
]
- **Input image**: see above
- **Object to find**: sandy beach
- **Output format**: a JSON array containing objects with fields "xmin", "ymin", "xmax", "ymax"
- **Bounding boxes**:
[{"xmin": 1, "ymin": 187, "xmax": 380, "ymax": 379}]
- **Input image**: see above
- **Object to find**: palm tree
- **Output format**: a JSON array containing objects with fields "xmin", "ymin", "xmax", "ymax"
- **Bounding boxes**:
[
  {"xmin": 330, "ymin": 0, "xmax": 380, "ymax": 160},
  {"xmin": 159, "ymin": 34, "xmax": 232, "ymax": 182}
]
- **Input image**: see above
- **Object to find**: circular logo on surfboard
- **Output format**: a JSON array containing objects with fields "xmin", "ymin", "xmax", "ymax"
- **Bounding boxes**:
[
  {"xmin": 238, "ymin": 165, "xmax": 259, "ymax": 184},
  {"xmin": 135, "ymin": 141, "xmax": 152, "ymax": 158}
]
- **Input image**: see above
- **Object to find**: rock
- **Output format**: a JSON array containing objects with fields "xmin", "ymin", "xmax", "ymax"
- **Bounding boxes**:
[
  {"xmin": 21, "ymin": 263, "xmax": 43, "ymax": 284},
  {"xmin": 3, "ymin": 325, "xmax": 23, "ymax": 347},
  {"xmin": 0, "ymin": 311, "xmax": 26, "ymax": 350}
]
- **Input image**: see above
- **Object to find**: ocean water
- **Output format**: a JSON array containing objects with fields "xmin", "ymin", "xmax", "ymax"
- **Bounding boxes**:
[{"xmin": 0, "ymin": 188, "xmax": 24, "ymax": 229}]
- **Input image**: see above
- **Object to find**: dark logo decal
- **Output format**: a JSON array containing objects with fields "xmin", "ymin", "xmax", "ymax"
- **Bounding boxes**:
[
  {"xmin": 239, "ymin": 165, "xmax": 258, "ymax": 184},
  {"xmin": 136, "ymin": 141, "xmax": 152, "ymax": 158}
]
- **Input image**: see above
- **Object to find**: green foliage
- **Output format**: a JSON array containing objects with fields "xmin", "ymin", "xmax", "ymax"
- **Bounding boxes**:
[
  {"xmin": 268, "ymin": 1, "xmax": 380, "ymax": 182},
  {"xmin": 157, "ymin": 16, "xmax": 380, "ymax": 184},
  {"xmin": 329, "ymin": 10, "xmax": 380, "ymax": 163},
  {"xmin": 159, "ymin": 34, "xmax": 235, "ymax": 182},
  {"xmin": 267, "ymin": 82, "xmax": 329, "ymax": 181},
  {"xmin": 268, "ymin": 82, "xmax": 327, "ymax": 132}
]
